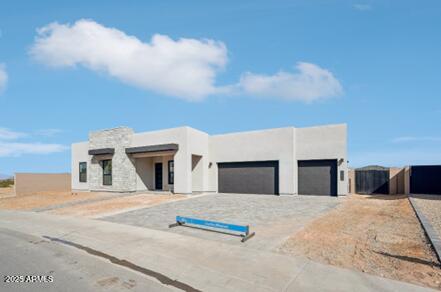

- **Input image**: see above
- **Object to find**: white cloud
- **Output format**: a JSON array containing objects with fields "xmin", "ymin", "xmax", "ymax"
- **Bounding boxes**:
[
  {"xmin": 0, "ymin": 64, "xmax": 7, "ymax": 93},
  {"xmin": 392, "ymin": 136, "xmax": 441, "ymax": 143},
  {"xmin": 0, "ymin": 127, "xmax": 66, "ymax": 157},
  {"xmin": 0, "ymin": 128, "xmax": 26, "ymax": 140},
  {"xmin": 30, "ymin": 19, "xmax": 227, "ymax": 101},
  {"xmin": 35, "ymin": 128, "xmax": 62, "ymax": 137},
  {"xmin": 30, "ymin": 19, "xmax": 344, "ymax": 103},
  {"xmin": 0, "ymin": 142, "xmax": 66, "ymax": 157},
  {"xmin": 353, "ymin": 4, "xmax": 372, "ymax": 11},
  {"xmin": 238, "ymin": 62, "xmax": 343, "ymax": 102}
]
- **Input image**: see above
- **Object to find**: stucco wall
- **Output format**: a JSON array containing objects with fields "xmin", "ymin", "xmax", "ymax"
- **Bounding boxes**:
[
  {"xmin": 209, "ymin": 127, "xmax": 296, "ymax": 194},
  {"xmin": 135, "ymin": 157, "xmax": 153, "ymax": 191},
  {"xmin": 152, "ymin": 155, "xmax": 174, "ymax": 191},
  {"xmin": 134, "ymin": 156, "xmax": 175, "ymax": 192},
  {"xmin": 296, "ymin": 124, "xmax": 348, "ymax": 195},
  {"xmin": 71, "ymin": 141, "xmax": 90, "ymax": 191},
  {"xmin": 131, "ymin": 127, "xmax": 190, "ymax": 193},
  {"xmin": 192, "ymin": 155, "xmax": 204, "ymax": 192},
  {"xmin": 71, "ymin": 127, "xmax": 195, "ymax": 194},
  {"xmin": 389, "ymin": 167, "xmax": 405, "ymax": 195},
  {"xmin": 71, "ymin": 124, "xmax": 348, "ymax": 195},
  {"xmin": 348, "ymin": 168, "xmax": 355, "ymax": 194},
  {"xmin": 15, "ymin": 173, "xmax": 71, "ymax": 196},
  {"xmin": 187, "ymin": 128, "xmax": 209, "ymax": 192},
  {"xmin": 404, "ymin": 166, "xmax": 410, "ymax": 195}
]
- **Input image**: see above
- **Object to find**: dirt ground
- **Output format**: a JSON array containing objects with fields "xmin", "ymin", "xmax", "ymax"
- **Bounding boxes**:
[
  {"xmin": 0, "ymin": 187, "xmax": 14, "ymax": 198},
  {"xmin": 0, "ymin": 191, "xmax": 110, "ymax": 210},
  {"xmin": 49, "ymin": 193, "xmax": 186, "ymax": 218},
  {"xmin": 280, "ymin": 194, "xmax": 441, "ymax": 290}
]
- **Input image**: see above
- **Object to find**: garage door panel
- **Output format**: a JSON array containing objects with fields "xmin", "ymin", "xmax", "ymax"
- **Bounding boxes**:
[
  {"xmin": 218, "ymin": 161, "xmax": 279, "ymax": 194},
  {"xmin": 298, "ymin": 160, "xmax": 337, "ymax": 196}
]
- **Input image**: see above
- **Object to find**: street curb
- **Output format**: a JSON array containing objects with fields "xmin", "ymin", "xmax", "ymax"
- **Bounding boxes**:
[{"xmin": 408, "ymin": 195, "xmax": 441, "ymax": 264}]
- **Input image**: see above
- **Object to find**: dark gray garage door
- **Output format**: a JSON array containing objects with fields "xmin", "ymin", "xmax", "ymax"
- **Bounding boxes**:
[
  {"xmin": 218, "ymin": 161, "xmax": 279, "ymax": 195},
  {"xmin": 410, "ymin": 165, "xmax": 441, "ymax": 195},
  {"xmin": 298, "ymin": 160, "xmax": 337, "ymax": 196}
]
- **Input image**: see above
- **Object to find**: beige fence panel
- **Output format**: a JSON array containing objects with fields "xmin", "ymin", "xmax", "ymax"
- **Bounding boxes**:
[{"xmin": 14, "ymin": 173, "xmax": 71, "ymax": 196}]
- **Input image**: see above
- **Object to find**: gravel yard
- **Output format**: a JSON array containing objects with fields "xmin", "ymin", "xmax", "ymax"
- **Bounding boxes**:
[
  {"xmin": 410, "ymin": 194, "xmax": 441, "ymax": 238},
  {"xmin": 280, "ymin": 194, "xmax": 441, "ymax": 290},
  {"xmin": 0, "ymin": 191, "xmax": 112, "ymax": 211}
]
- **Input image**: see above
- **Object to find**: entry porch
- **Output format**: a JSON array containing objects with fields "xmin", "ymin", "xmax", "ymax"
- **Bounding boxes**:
[{"xmin": 126, "ymin": 143, "xmax": 204, "ymax": 194}]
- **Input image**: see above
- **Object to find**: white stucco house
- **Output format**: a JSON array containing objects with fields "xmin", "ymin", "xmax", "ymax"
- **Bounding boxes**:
[{"xmin": 72, "ymin": 124, "xmax": 348, "ymax": 196}]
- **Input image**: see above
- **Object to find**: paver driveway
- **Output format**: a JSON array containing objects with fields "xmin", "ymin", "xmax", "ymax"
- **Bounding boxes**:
[{"xmin": 103, "ymin": 193, "xmax": 342, "ymax": 251}]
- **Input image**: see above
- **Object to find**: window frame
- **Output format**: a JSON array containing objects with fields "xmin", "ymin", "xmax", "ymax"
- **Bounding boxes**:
[
  {"xmin": 79, "ymin": 162, "xmax": 87, "ymax": 183},
  {"xmin": 102, "ymin": 159, "xmax": 112, "ymax": 186},
  {"xmin": 168, "ymin": 160, "xmax": 174, "ymax": 185}
]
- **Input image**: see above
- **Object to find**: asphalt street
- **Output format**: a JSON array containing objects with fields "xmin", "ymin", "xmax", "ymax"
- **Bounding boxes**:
[
  {"xmin": 0, "ymin": 210, "xmax": 435, "ymax": 292},
  {"xmin": 0, "ymin": 228, "xmax": 175, "ymax": 292}
]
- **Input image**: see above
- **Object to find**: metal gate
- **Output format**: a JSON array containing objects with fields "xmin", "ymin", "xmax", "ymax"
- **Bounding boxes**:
[
  {"xmin": 355, "ymin": 167, "xmax": 389, "ymax": 194},
  {"xmin": 410, "ymin": 165, "xmax": 441, "ymax": 195}
]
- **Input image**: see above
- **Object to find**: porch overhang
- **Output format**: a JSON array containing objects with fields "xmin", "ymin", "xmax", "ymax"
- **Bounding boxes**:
[
  {"xmin": 125, "ymin": 143, "xmax": 178, "ymax": 158},
  {"xmin": 88, "ymin": 148, "xmax": 115, "ymax": 155}
]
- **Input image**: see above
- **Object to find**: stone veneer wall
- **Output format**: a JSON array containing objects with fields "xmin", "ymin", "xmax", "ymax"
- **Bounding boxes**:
[{"xmin": 88, "ymin": 127, "xmax": 137, "ymax": 192}]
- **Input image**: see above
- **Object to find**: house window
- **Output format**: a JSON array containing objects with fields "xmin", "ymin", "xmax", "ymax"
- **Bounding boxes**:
[
  {"xmin": 168, "ymin": 160, "xmax": 174, "ymax": 184},
  {"xmin": 340, "ymin": 170, "xmax": 344, "ymax": 181},
  {"xmin": 79, "ymin": 162, "xmax": 87, "ymax": 182},
  {"xmin": 102, "ymin": 159, "xmax": 112, "ymax": 186}
]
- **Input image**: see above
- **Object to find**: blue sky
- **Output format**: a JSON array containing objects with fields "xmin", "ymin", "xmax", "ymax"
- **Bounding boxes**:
[{"xmin": 0, "ymin": 0, "xmax": 440, "ymax": 175}]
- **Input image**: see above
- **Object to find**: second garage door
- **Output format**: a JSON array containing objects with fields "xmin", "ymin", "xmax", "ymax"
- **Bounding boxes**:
[
  {"xmin": 218, "ymin": 161, "xmax": 279, "ymax": 194},
  {"xmin": 298, "ymin": 160, "xmax": 337, "ymax": 196}
]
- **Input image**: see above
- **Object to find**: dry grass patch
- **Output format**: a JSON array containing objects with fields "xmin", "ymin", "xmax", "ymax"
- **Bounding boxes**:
[
  {"xmin": 50, "ymin": 193, "xmax": 185, "ymax": 218},
  {"xmin": 0, "ymin": 191, "xmax": 108, "ymax": 211},
  {"xmin": 280, "ymin": 194, "xmax": 441, "ymax": 290}
]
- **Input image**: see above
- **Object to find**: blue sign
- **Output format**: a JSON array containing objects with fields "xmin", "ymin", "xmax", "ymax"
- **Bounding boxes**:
[{"xmin": 176, "ymin": 216, "xmax": 249, "ymax": 234}]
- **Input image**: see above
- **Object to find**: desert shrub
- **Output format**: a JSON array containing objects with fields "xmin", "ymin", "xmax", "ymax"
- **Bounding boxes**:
[{"xmin": 0, "ymin": 179, "xmax": 14, "ymax": 188}]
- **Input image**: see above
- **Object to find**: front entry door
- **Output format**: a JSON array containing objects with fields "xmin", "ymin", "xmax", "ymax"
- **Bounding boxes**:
[{"xmin": 155, "ymin": 163, "xmax": 163, "ymax": 190}]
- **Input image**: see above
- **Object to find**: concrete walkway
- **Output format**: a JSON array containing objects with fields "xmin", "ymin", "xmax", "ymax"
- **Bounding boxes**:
[{"xmin": 0, "ymin": 210, "xmax": 435, "ymax": 292}]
